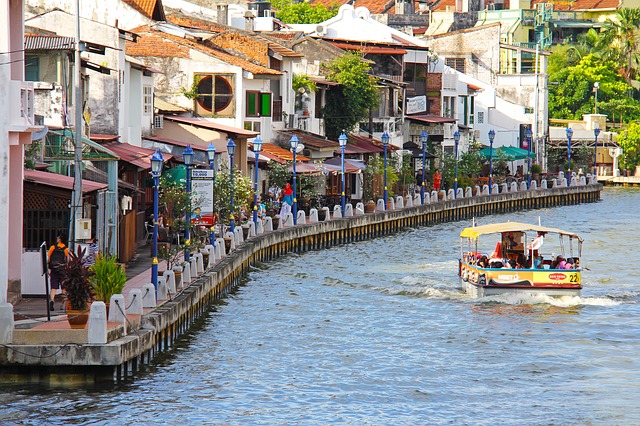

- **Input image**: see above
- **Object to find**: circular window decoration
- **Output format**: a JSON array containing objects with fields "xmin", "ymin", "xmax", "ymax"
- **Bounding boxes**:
[{"xmin": 196, "ymin": 75, "xmax": 233, "ymax": 114}]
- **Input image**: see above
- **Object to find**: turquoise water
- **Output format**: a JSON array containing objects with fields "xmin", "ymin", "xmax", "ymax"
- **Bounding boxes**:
[{"xmin": 1, "ymin": 187, "xmax": 639, "ymax": 425}]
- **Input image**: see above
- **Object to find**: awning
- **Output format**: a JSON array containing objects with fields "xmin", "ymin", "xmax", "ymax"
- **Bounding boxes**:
[
  {"xmin": 254, "ymin": 142, "xmax": 310, "ymax": 163},
  {"xmin": 102, "ymin": 142, "xmax": 174, "ymax": 169},
  {"xmin": 143, "ymin": 136, "xmax": 227, "ymax": 153},
  {"xmin": 164, "ymin": 116, "xmax": 258, "ymax": 137},
  {"xmin": 460, "ymin": 221, "xmax": 582, "ymax": 242},
  {"xmin": 406, "ymin": 114, "xmax": 457, "ymax": 124},
  {"xmin": 477, "ymin": 146, "xmax": 535, "ymax": 161},
  {"xmin": 328, "ymin": 41, "xmax": 407, "ymax": 55},
  {"xmin": 24, "ymin": 169, "xmax": 108, "ymax": 193},
  {"xmin": 323, "ymin": 157, "xmax": 364, "ymax": 173},
  {"xmin": 287, "ymin": 162, "xmax": 324, "ymax": 175}
]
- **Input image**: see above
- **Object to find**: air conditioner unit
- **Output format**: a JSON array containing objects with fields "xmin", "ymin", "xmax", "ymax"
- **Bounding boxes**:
[
  {"xmin": 288, "ymin": 114, "xmax": 298, "ymax": 129},
  {"xmin": 154, "ymin": 114, "xmax": 164, "ymax": 129},
  {"xmin": 316, "ymin": 25, "xmax": 327, "ymax": 36}
]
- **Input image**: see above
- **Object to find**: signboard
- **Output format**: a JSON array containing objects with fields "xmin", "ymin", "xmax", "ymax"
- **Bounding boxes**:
[
  {"xmin": 406, "ymin": 95, "xmax": 427, "ymax": 114},
  {"xmin": 191, "ymin": 169, "xmax": 214, "ymax": 215}
]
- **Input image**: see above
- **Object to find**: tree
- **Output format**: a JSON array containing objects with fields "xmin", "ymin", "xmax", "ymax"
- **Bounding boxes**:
[
  {"xmin": 617, "ymin": 122, "xmax": 640, "ymax": 172},
  {"xmin": 598, "ymin": 8, "xmax": 640, "ymax": 85},
  {"xmin": 321, "ymin": 52, "xmax": 379, "ymax": 139},
  {"xmin": 271, "ymin": 0, "xmax": 338, "ymax": 24},
  {"xmin": 548, "ymin": 54, "xmax": 640, "ymax": 122}
]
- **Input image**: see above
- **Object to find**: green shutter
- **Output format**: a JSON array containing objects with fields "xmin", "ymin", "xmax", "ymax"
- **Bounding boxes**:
[
  {"xmin": 260, "ymin": 92, "xmax": 271, "ymax": 116},
  {"xmin": 247, "ymin": 92, "xmax": 257, "ymax": 116}
]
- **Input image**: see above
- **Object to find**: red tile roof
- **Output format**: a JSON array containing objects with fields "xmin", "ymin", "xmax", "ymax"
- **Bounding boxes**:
[
  {"xmin": 126, "ymin": 26, "xmax": 281, "ymax": 76},
  {"xmin": 164, "ymin": 116, "xmax": 259, "ymax": 137},
  {"xmin": 101, "ymin": 142, "xmax": 174, "ymax": 169},
  {"xmin": 258, "ymin": 143, "xmax": 310, "ymax": 163},
  {"xmin": 328, "ymin": 41, "xmax": 407, "ymax": 55},
  {"xmin": 123, "ymin": 0, "xmax": 166, "ymax": 20},
  {"xmin": 144, "ymin": 135, "xmax": 227, "ymax": 154},
  {"xmin": 24, "ymin": 169, "xmax": 108, "ymax": 193}
]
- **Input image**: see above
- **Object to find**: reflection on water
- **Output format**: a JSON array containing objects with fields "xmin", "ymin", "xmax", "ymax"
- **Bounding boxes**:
[{"xmin": 1, "ymin": 187, "xmax": 639, "ymax": 425}]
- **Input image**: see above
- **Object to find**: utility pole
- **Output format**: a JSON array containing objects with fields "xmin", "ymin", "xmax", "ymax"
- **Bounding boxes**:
[{"xmin": 71, "ymin": 0, "xmax": 83, "ymax": 249}]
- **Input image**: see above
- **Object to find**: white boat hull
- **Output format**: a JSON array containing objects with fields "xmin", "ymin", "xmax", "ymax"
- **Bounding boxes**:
[{"xmin": 461, "ymin": 278, "xmax": 581, "ymax": 298}]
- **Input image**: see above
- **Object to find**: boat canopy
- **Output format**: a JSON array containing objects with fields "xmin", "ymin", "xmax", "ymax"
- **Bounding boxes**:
[{"xmin": 460, "ymin": 221, "xmax": 583, "ymax": 242}]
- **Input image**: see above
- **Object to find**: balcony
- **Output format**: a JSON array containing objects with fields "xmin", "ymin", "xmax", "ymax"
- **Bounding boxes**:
[{"xmin": 8, "ymin": 80, "xmax": 36, "ymax": 132}]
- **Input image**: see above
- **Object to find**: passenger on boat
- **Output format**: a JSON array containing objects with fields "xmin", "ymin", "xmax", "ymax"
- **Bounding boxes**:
[
  {"xmin": 564, "ymin": 258, "xmax": 575, "ymax": 269},
  {"xmin": 478, "ymin": 256, "xmax": 488, "ymax": 268},
  {"xmin": 557, "ymin": 256, "xmax": 567, "ymax": 269},
  {"xmin": 534, "ymin": 255, "xmax": 544, "ymax": 269},
  {"xmin": 551, "ymin": 255, "xmax": 564, "ymax": 269}
]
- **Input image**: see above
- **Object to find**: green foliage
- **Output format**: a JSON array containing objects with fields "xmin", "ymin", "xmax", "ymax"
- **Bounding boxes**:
[
  {"xmin": 61, "ymin": 247, "xmax": 95, "ymax": 311},
  {"xmin": 90, "ymin": 255, "xmax": 126, "ymax": 303},
  {"xmin": 322, "ymin": 52, "xmax": 380, "ymax": 139},
  {"xmin": 292, "ymin": 74, "xmax": 317, "ymax": 93},
  {"xmin": 214, "ymin": 160, "xmax": 253, "ymax": 224},
  {"xmin": 617, "ymin": 122, "xmax": 640, "ymax": 171},
  {"xmin": 531, "ymin": 163, "xmax": 542, "ymax": 174},
  {"xmin": 597, "ymin": 8, "xmax": 640, "ymax": 83},
  {"xmin": 24, "ymin": 140, "xmax": 42, "ymax": 170},
  {"xmin": 363, "ymin": 153, "xmax": 399, "ymax": 200},
  {"xmin": 180, "ymin": 75, "xmax": 201, "ymax": 100},
  {"xmin": 271, "ymin": 0, "xmax": 338, "ymax": 24},
  {"xmin": 548, "ymin": 54, "xmax": 640, "ymax": 122}
]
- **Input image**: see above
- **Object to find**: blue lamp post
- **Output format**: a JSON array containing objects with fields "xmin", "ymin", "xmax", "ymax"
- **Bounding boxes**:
[
  {"xmin": 151, "ymin": 150, "xmax": 164, "ymax": 290},
  {"xmin": 207, "ymin": 142, "xmax": 216, "ymax": 245},
  {"xmin": 381, "ymin": 132, "xmax": 389, "ymax": 209},
  {"xmin": 453, "ymin": 130, "xmax": 460, "ymax": 198},
  {"xmin": 338, "ymin": 133, "xmax": 348, "ymax": 216},
  {"xmin": 183, "ymin": 145, "xmax": 194, "ymax": 261},
  {"xmin": 420, "ymin": 131, "xmax": 428, "ymax": 204},
  {"xmin": 290, "ymin": 134, "xmax": 299, "ymax": 225},
  {"xmin": 227, "ymin": 138, "xmax": 236, "ymax": 233},
  {"xmin": 252, "ymin": 136, "xmax": 263, "ymax": 227},
  {"xmin": 566, "ymin": 127, "xmax": 573, "ymax": 186},
  {"xmin": 525, "ymin": 127, "xmax": 533, "ymax": 189},
  {"xmin": 593, "ymin": 126, "xmax": 601, "ymax": 177},
  {"xmin": 488, "ymin": 129, "xmax": 496, "ymax": 194}
]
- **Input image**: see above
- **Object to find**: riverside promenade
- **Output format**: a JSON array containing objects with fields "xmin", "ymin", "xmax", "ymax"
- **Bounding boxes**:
[{"xmin": 1, "ymin": 180, "xmax": 602, "ymax": 384}]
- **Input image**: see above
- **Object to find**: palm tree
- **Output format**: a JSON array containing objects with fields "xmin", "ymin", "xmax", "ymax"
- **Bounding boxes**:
[{"xmin": 598, "ymin": 8, "xmax": 640, "ymax": 85}]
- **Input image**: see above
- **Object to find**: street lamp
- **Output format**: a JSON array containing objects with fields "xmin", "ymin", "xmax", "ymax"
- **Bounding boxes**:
[
  {"xmin": 593, "ymin": 125, "xmax": 601, "ymax": 178},
  {"xmin": 290, "ymin": 134, "xmax": 299, "ymax": 225},
  {"xmin": 593, "ymin": 81, "xmax": 599, "ymax": 114},
  {"xmin": 566, "ymin": 127, "xmax": 573, "ymax": 186},
  {"xmin": 381, "ymin": 131, "xmax": 390, "ymax": 209},
  {"xmin": 453, "ymin": 130, "xmax": 460, "ymax": 198},
  {"xmin": 525, "ymin": 127, "xmax": 533, "ymax": 189},
  {"xmin": 183, "ymin": 145, "xmax": 194, "ymax": 262},
  {"xmin": 488, "ymin": 129, "xmax": 495, "ymax": 194},
  {"xmin": 207, "ymin": 142, "xmax": 216, "ymax": 245},
  {"xmin": 420, "ymin": 131, "xmax": 428, "ymax": 204},
  {"xmin": 150, "ymin": 150, "xmax": 164, "ymax": 290},
  {"xmin": 227, "ymin": 138, "xmax": 236, "ymax": 233},
  {"xmin": 252, "ymin": 136, "xmax": 263, "ymax": 227},
  {"xmin": 338, "ymin": 133, "xmax": 348, "ymax": 216}
]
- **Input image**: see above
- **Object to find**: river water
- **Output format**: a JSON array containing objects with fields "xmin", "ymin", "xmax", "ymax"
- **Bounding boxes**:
[{"xmin": 2, "ymin": 187, "xmax": 639, "ymax": 425}]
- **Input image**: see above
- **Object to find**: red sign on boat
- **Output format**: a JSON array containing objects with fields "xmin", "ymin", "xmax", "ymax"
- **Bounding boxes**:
[{"xmin": 548, "ymin": 273, "xmax": 567, "ymax": 280}]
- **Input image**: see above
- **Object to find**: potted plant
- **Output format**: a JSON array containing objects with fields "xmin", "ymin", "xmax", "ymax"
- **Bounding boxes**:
[
  {"xmin": 90, "ymin": 255, "xmax": 126, "ymax": 314},
  {"xmin": 531, "ymin": 163, "xmax": 542, "ymax": 180},
  {"xmin": 60, "ymin": 246, "xmax": 95, "ymax": 329}
]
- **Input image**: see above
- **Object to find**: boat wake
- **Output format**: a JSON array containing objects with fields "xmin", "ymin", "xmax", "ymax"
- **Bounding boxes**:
[{"xmin": 479, "ymin": 292, "xmax": 622, "ymax": 307}]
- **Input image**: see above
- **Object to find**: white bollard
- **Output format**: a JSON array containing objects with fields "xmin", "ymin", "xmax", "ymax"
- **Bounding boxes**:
[
  {"xmin": 344, "ymin": 204, "xmax": 353, "ymax": 217},
  {"xmin": 482, "ymin": 185, "xmax": 489, "ymax": 196},
  {"xmin": 376, "ymin": 199, "xmax": 385, "ymax": 212},
  {"xmin": 142, "ymin": 283, "xmax": 156, "ymax": 308},
  {"xmin": 405, "ymin": 196, "xmax": 413, "ymax": 208},
  {"xmin": 430, "ymin": 191, "xmax": 438, "ymax": 203},
  {"xmin": 204, "ymin": 245, "xmax": 215, "ymax": 267},
  {"xmin": 491, "ymin": 183, "xmax": 499, "ymax": 194},
  {"xmin": 297, "ymin": 210, "xmax": 306, "ymax": 224},
  {"xmin": 355, "ymin": 202, "xmax": 365, "ymax": 215},
  {"xmin": 163, "ymin": 270, "xmax": 176, "ymax": 294},
  {"xmin": 456, "ymin": 188, "xmax": 464, "ymax": 198},
  {"xmin": 172, "ymin": 265, "xmax": 184, "ymax": 288},
  {"xmin": 0, "ymin": 304, "xmax": 13, "ymax": 344},
  {"xmin": 465, "ymin": 187, "xmax": 473, "ymax": 198},
  {"xmin": 189, "ymin": 257, "xmax": 198, "ymax": 279},
  {"xmin": 157, "ymin": 275, "xmax": 168, "ymax": 301},
  {"xmin": 194, "ymin": 252, "xmax": 204, "ymax": 274},
  {"xmin": 446, "ymin": 189, "xmax": 454, "ymax": 200},
  {"xmin": 309, "ymin": 208, "xmax": 319, "ymax": 223},
  {"xmin": 224, "ymin": 231, "xmax": 236, "ymax": 251},
  {"xmin": 182, "ymin": 261, "xmax": 192, "ymax": 285},
  {"xmin": 88, "ymin": 301, "xmax": 107, "ymax": 344},
  {"xmin": 560, "ymin": 178, "xmax": 568, "ymax": 187},
  {"xmin": 126, "ymin": 289, "xmax": 143, "ymax": 315},
  {"xmin": 519, "ymin": 181, "xmax": 528, "ymax": 191},
  {"xmin": 388, "ymin": 197, "xmax": 396, "ymax": 210},
  {"xmin": 414, "ymin": 193, "xmax": 422, "ymax": 205},
  {"xmin": 333, "ymin": 205, "xmax": 342, "ymax": 218},
  {"xmin": 256, "ymin": 218, "xmax": 264, "ymax": 234},
  {"xmin": 395, "ymin": 196, "xmax": 404, "ymax": 209},
  {"xmin": 216, "ymin": 237, "xmax": 227, "ymax": 257},
  {"xmin": 263, "ymin": 216, "xmax": 273, "ymax": 232},
  {"xmin": 510, "ymin": 181, "xmax": 518, "ymax": 192},
  {"xmin": 541, "ymin": 179, "xmax": 548, "ymax": 189},
  {"xmin": 530, "ymin": 180, "xmax": 538, "ymax": 190},
  {"xmin": 108, "ymin": 294, "xmax": 127, "ymax": 334},
  {"xmin": 234, "ymin": 227, "xmax": 243, "ymax": 245},
  {"xmin": 281, "ymin": 212, "xmax": 294, "ymax": 227},
  {"xmin": 500, "ymin": 183, "xmax": 508, "ymax": 194},
  {"xmin": 320, "ymin": 207, "xmax": 330, "ymax": 221},
  {"xmin": 247, "ymin": 221, "xmax": 256, "ymax": 238}
]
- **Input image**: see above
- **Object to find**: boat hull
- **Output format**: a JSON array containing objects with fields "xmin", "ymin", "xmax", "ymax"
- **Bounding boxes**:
[{"xmin": 459, "ymin": 261, "xmax": 582, "ymax": 298}]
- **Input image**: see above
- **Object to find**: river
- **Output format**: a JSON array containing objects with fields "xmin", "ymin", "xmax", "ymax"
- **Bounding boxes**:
[{"xmin": 1, "ymin": 187, "xmax": 639, "ymax": 425}]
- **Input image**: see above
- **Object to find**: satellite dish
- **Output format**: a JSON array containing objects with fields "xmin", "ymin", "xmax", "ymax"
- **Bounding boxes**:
[{"xmin": 31, "ymin": 125, "xmax": 48, "ymax": 141}]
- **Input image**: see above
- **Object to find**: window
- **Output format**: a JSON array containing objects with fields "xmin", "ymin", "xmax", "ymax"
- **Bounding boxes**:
[
  {"xmin": 246, "ymin": 91, "xmax": 272, "ymax": 117},
  {"xmin": 445, "ymin": 58, "xmax": 466, "ymax": 73},
  {"xmin": 143, "ymin": 85, "xmax": 152, "ymax": 114},
  {"xmin": 195, "ymin": 74, "xmax": 235, "ymax": 117},
  {"xmin": 25, "ymin": 56, "xmax": 40, "ymax": 81},
  {"xmin": 477, "ymin": 111, "xmax": 484, "ymax": 124}
]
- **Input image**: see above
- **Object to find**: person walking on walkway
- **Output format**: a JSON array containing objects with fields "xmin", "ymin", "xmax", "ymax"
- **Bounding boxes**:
[
  {"xmin": 48, "ymin": 234, "xmax": 69, "ymax": 311},
  {"xmin": 280, "ymin": 182, "xmax": 294, "ymax": 218},
  {"xmin": 433, "ymin": 169, "xmax": 442, "ymax": 192}
]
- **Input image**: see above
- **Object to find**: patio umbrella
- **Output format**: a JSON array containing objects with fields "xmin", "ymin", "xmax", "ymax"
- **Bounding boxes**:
[
  {"xmin": 501, "ymin": 146, "xmax": 536, "ymax": 160},
  {"xmin": 287, "ymin": 162, "xmax": 324, "ymax": 175},
  {"xmin": 162, "ymin": 164, "xmax": 187, "ymax": 185}
]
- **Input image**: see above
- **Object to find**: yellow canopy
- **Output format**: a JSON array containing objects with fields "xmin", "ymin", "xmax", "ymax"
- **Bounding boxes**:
[{"xmin": 460, "ymin": 221, "xmax": 583, "ymax": 242}]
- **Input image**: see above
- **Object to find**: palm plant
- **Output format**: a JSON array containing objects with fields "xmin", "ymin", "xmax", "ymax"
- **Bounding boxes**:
[{"xmin": 61, "ymin": 247, "xmax": 95, "ymax": 311}]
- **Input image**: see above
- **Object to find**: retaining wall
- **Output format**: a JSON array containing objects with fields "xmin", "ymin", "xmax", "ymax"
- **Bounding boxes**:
[{"xmin": 0, "ymin": 185, "xmax": 602, "ymax": 384}]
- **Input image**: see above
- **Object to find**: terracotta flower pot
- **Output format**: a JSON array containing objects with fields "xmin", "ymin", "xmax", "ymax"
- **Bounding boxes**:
[{"xmin": 66, "ymin": 301, "xmax": 90, "ymax": 329}]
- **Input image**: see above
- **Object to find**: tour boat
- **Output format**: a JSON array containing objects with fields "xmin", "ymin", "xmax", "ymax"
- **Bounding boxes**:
[{"xmin": 458, "ymin": 221, "xmax": 584, "ymax": 298}]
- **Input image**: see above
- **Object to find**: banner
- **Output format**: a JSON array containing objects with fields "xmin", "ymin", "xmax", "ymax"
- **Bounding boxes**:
[
  {"xmin": 406, "ymin": 95, "xmax": 427, "ymax": 114},
  {"xmin": 191, "ymin": 169, "xmax": 214, "ymax": 215}
]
